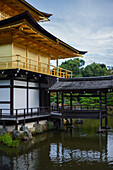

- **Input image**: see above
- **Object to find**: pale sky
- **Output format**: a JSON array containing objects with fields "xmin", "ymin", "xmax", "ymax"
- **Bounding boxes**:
[{"xmin": 27, "ymin": 0, "xmax": 113, "ymax": 67}]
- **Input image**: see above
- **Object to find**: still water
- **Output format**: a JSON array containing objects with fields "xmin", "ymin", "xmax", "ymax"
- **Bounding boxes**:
[{"xmin": 0, "ymin": 117, "xmax": 113, "ymax": 170}]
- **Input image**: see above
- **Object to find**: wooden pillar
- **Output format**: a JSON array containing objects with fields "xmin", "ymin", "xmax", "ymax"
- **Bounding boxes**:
[
  {"xmin": 15, "ymin": 121, "xmax": 18, "ymax": 130},
  {"xmin": 3, "ymin": 121, "xmax": 5, "ymax": 129},
  {"xmin": 56, "ymin": 92, "xmax": 59, "ymax": 111},
  {"xmin": 27, "ymin": 78, "xmax": 29, "ymax": 114},
  {"xmin": 61, "ymin": 92, "xmax": 64, "ymax": 127},
  {"xmin": 99, "ymin": 92, "xmax": 102, "ymax": 132},
  {"xmin": 26, "ymin": 46, "xmax": 28, "ymax": 69},
  {"xmin": 61, "ymin": 92, "xmax": 64, "ymax": 111},
  {"xmin": 70, "ymin": 92, "xmax": 72, "ymax": 126},
  {"xmin": 10, "ymin": 79, "xmax": 14, "ymax": 116},
  {"xmin": 56, "ymin": 58, "xmax": 58, "ymax": 77},
  {"xmin": 70, "ymin": 92, "xmax": 72, "ymax": 110},
  {"xmin": 48, "ymin": 91, "xmax": 50, "ymax": 108},
  {"xmin": 105, "ymin": 92, "xmax": 108, "ymax": 128},
  {"xmin": 56, "ymin": 58, "xmax": 58, "ymax": 68},
  {"xmin": 39, "ymin": 77, "xmax": 41, "ymax": 107}
]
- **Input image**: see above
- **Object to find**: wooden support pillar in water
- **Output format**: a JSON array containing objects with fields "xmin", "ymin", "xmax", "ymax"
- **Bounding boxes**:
[
  {"xmin": 70, "ymin": 92, "xmax": 73, "ymax": 126},
  {"xmin": 61, "ymin": 92, "xmax": 64, "ymax": 128},
  {"xmin": 99, "ymin": 92, "xmax": 102, "ymax": 132},
  {"xmin": 105, "ymin": 92, "xmax": 108, "ymax": 128}
]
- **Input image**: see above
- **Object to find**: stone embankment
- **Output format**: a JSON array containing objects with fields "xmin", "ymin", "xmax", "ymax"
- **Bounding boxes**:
[{"xmin": 0, "ymin": 121, "xmax": 54, "ymax": 147}]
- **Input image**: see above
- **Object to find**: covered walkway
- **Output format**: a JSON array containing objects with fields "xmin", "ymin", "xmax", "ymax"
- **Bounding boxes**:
[{"xmin": 49, "ymin": 75, "xmax": 113, "ymax": 132}]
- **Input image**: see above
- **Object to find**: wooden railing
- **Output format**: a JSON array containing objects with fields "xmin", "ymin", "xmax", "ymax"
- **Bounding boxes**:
[
  {"xmin": 0, "ymin": 107, "xmax": 50, "ymax": 120},
  {"xmin": 51, "ymin": 104, "xmax": 107, "ymax": 112},
  {"xmin": 0, "ymin": 55, "xmax": 72, "ymax": 78}
]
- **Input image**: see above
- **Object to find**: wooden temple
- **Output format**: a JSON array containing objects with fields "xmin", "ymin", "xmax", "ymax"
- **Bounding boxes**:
[{"xmin": 0, "ymin": 0, "xmax": 87, "ymax": 127}]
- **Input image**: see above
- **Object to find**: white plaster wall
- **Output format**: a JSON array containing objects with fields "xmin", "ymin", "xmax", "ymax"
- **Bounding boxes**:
[
  {"xmin": 0, "ymin": 104, "xmax": 10, "ymax": 114},
  {"xmin": 28, "ymin": 89, "xmax": 39, "ymax": 108},
  {"xmin": 0, "ymin": 80, "xmax": 10, "ymax": 85},
  {"xmin": 14, "ymin": 80, "xmax": 27, "ymax": 87},
  {"xmin": 14, "ymin": 88, "xmax": 27, "ymax": 109},
  {"xmin": 28, "ymin": 82, "xmax": 39, "ymax": 88},
  {"xmin": 0, "ymin": 88, "xmax": 10, "ymax": 101}
]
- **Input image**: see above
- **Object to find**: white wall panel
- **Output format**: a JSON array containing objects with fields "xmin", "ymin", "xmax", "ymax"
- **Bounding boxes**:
[
  {"xmin": 0, "ymin": 104, "xmax": 10, "ymax": 114},
  {"xmin": 28, "ymin": 82, "xmax": 39, "ymax": 88},
  {"xmin": 14, "ymin": 80, "xmax": 27, "ymax": 87},
  {"xmin": 14, "ymin": 88, "xmax": 27, "ymax": 109},
  {"xmin": 0, "ymin": 88, "xmax": 10, "ymax": 101},
  {"xmin": 28, "ymin": 89, "xmax": 39, "ymax": 108},
  {"xmin": 0, "ymin": 80, "xmax": 10, "ymax": 85}
]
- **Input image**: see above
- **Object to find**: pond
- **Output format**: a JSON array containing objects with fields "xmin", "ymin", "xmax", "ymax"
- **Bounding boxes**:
[{"xmin": 0, "ymin": 116, "xmax": 113, "ymax": 170}]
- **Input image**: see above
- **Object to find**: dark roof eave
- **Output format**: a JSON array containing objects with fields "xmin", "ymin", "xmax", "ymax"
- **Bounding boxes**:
[
  {"xmin": 18, "ymin": 0, "xmax": 52, "ymax": 19},
  {"xmin": 0, "ymin": 11, "xmax": 87, "ymax": 55},
  {"xmin": 48, "ymin": 88, "xmax": 111, "ymax": 93},
  {"xmin": 48, "ymin": 75, "xmax": 113, "ymax": 92}
]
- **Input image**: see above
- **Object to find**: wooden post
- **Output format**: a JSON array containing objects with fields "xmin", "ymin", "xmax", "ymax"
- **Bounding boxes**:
[
  {"xmin": 105, "ymin": 92, "xmax": 108, "ymax": 128},
  {"xmin": 56, "ymin": 92, "xmax": 59, "ymax": 111},
  {"xmin": 70, "ymin": 92, "xmax": 72, "ymax": 110},
  {"xmin": 0, "ymin": 109, "xmax": 2, "ymax": 118},
  {"xmin": 15, "ymin": 120, "xmax": 18, "ymax": 130},
  {"xmin": 31, "ymin": 108, "xmax": 33, "ymax": 117},
  {"xmin": 56, "ymin": 58, "xmax": 58, "ymax": 77},
  {"xmin": 70, "ymin": 92, "xmax": 72, "ymax": 126},
  {"xmin": 48, "ymin": 91, "xmax": 50, "ymax": 109},
  {"xmin": 61, "ymin": 92, "xmax": 64, "ymax": 128},
  {"xmin": 3, "ymin": 121, "xmax": 5, "ymax": 129},
  {"xmin": 10, "ymin": 79, "xmax": 14, "ymax": 116},
  {"xmin": 99, "ymin": 92, "xmax": 102, "ymax": 132},
  {"xmin": 61, "ymin": 92, "xmax": 64, "ymax": 111}
]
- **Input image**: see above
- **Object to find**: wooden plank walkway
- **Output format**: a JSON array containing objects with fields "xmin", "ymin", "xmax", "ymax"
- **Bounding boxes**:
[{"xmin": 0, "ymin": 107, "xmax": 50, "ymax": 123}]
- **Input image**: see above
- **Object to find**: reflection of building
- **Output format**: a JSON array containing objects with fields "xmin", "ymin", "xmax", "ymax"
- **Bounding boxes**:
[
  {"xmin": 0, "ymin": 131, "xmax": 113, "ymax": 169},
  {"xmin": 0, "ymin": 0, "xmax": 86, "ymax": 126},
  {"xmin": 49, "ymin": 132, "xmax": 109, "ymax": 165}
]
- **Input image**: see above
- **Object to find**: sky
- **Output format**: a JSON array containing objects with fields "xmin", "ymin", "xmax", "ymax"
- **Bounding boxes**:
[{"xmin": 27, "ymin": 0, "xmax": 113, "ymax": 67}]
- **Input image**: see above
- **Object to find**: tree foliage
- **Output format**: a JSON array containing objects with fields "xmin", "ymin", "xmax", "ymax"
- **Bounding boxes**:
[
  {"xmin": 59, "ymin": 58, "xmax": 109, "ymax": 77},
  {"xmin": 59, "ymin": 58, "xmax": 85, "ymax": 77},
  {"xmin": 82, "ymin": 62, "xmax": 108, "ymax": 77}
]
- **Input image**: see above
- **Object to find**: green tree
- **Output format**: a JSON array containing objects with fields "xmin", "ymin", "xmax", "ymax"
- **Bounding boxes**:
[
  {"xmin": 82, "ymin": 62, "xmax": 108, "ymax": 77},
  {"xmin": 59, "ymin": 58, "xmax": 85, "ymax": 77}
]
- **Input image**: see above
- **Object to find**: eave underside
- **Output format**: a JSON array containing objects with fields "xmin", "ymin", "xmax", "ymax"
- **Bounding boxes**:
[
  {"xmin": 0, "ymin": 0, "xmax": 52, "ymax": 22},
  {"xmin": 0, "ymin": 12, "xmax": 87, "ymax": 59}
]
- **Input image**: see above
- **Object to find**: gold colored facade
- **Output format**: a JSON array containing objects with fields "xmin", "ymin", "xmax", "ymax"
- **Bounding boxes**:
[{"xmin": 0, "ymin": 0, "xmax": 86, "ymax": 78}]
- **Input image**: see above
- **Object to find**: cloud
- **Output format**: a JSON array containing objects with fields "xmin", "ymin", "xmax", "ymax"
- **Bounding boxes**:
[{"xmin": 27, "ymin": 0, "xmax": 113, "ymax": 66}]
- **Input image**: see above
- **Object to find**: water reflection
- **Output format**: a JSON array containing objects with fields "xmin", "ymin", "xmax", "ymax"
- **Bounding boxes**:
[
  {"xmin": 49, "ymin": 133, "xmax": 109, "ymax": 165},
  {"xmin": 0, "ymin": 122, "xmax": 113, "ymax": 169}
]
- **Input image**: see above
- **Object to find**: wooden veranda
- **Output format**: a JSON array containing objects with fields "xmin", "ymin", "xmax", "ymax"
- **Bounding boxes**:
[{"xmin": 49, "ymin": 76, "xmax": 113, "ymax": 132}]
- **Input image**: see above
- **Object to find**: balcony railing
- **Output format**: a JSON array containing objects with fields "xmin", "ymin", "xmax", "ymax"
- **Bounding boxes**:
[{"xmin": 0, "ymin": 55, "xmax": 72, "ymax": 78}]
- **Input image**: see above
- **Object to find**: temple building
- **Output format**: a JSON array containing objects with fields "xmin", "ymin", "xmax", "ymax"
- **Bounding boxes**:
[{"xmin": 0, "ymin": 0, "xmax": 87, "ymax": 126}]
